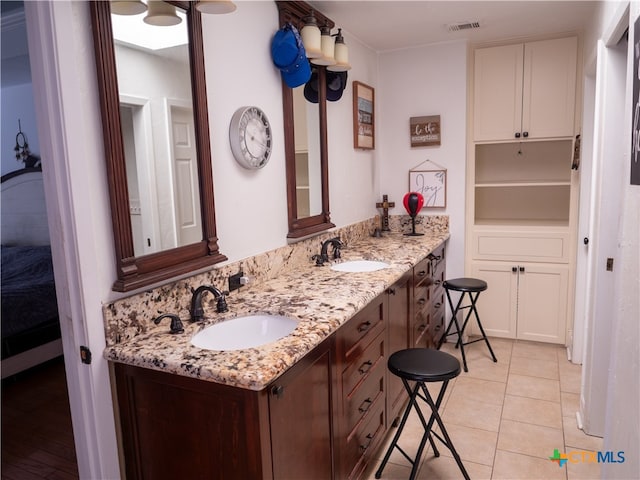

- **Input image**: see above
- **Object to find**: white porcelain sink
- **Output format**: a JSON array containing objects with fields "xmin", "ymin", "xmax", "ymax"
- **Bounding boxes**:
[
  {"xmin": 330, "ymin": 260, "xmax": 390, "ymax": 273},
  {"xmin": 191, "ymin": 314, "xmax": 298, "ymax": 351}
]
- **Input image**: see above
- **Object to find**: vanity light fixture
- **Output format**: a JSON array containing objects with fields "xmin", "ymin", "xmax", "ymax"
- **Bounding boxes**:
[
  {"xmin": 110, "ymin": 0, "xmax": 147, "ymax": 15},
  {"xmin": 300, "ymin": 10, "xmax": 322, "ymax": 58},
  {"xmin": 311, "ymin": 22, "xmax": 336, "ymax": 66},
  {"xmin": 195, "ymin": 0, "xmax": 237, "ymax": 14},
  {"xmin": 144, "ymin": 1, "xmax": 182, "ymax": 26},
  {"xmin": 327, "ymin": 28, "xmax": 351, "ymax": 72}
]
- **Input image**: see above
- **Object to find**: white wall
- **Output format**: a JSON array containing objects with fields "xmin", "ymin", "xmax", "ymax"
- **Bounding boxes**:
[{"xmin": 378, "ymin": 40, "xmax": 468, "ymax": 279}]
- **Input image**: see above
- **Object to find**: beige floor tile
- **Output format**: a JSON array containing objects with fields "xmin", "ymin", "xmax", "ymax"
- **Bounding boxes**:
[
  {"xmin": 502, "ymin": 394, "xmax": 563, "ymax": 429},
  {"xmin": 492, "ymin": 449, "xmax": 567, "ymax": 479},
  {"xmin": 457, "ymin": 355, "xmax": 510, "ymax": 383},
  {"xmin": 565, "ymin": 450, "xmax": 602, "ymax": 480},
  {"xmin": 561, "ymin": 392, "xmax": 580, "ymax": 418},
  {"xmin": 497, "ymin": 419, "xmax": 564, "ymax": 459},
  {"xmin": 449, "ymin": 376, "xmax": 506, "ymax": 406},
  {"xmin": 563, "ymin": 416, "xmax": 604, "ymax": 451},
  {"xmin": 442, "ymin": 394, "xmax": 503, "ymax": 432},
  {"xmin": 507, "ymin": 374, "xmax": 561, "ymax": 402},
  {"xmin": 512, "ymin": 340, "xmax": 564, "ymax": 360},
  {"xmin": 418, "ymin": 455, "xmax": 493, "ymax": 479},
  {"xmin": 365, "ymin": 458, "xmax": 412, "ymax": 480},
  {"xmin": 509, "ymin": 355, "xmax": 559, "ymax": 380},
  {"xmin": 559, "ymin": 365, "xmax": 582, "ymax": 394},
  {"xmin": 435, "ymin": 423, "xmax": 498, "ymax": 466}
]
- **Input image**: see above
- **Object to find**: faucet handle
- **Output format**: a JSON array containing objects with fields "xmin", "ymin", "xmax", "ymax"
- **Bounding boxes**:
[
  {"xmin": 216, "ymin": 292, "xmax": 229, "ymax": 313},
  {"xmin": 154, "ymin": 313, "xmax": 185, "ymax": 334}
]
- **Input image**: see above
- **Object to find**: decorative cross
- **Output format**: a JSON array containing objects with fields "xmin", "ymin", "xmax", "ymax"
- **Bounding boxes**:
[{"xmin": 376, "ymin": 194, "xmax": 395, "ymax": 231}]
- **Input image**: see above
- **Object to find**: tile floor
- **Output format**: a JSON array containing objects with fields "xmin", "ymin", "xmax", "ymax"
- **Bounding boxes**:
[{"xmin": 365, "ymin": 338, "xmax": 604, "ymax": 480}]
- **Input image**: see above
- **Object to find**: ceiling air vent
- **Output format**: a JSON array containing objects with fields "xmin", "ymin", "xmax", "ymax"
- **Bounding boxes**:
[{"xmin": 447, "ymin": 21, "xmax": 480, "ymax": 32}]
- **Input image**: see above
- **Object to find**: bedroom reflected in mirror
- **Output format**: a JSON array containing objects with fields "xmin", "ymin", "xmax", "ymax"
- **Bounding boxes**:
[{"xmin": 111, "ymin": 3, "xmax": 201, "ymax": 257}]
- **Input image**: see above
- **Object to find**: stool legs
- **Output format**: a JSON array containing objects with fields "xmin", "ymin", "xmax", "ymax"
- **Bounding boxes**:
[
  {"xmin": 438, "ymin": 289, "xmax": 497, "ymax": 372},
  {"xmin": 375, "ymin": 379, "xmax": 469, "ymax": 480}
]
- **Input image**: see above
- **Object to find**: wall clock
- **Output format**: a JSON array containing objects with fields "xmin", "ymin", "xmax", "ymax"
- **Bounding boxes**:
[{"xmin": 229, "ymin": 106, "xmax": 272, "ymax": 169}]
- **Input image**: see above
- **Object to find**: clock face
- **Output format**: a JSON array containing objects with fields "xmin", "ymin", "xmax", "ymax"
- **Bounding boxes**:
[{"xmin": 229, "ymin": 107, "xmax": 272, "ymax": 169}]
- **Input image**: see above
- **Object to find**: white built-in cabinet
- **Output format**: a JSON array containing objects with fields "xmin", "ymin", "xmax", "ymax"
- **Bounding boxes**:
[
  {"xmin": 473, "ymin": 37, "xmax": 577, "ymax": 142},
  {"xmin": 467, "ymin": 36, "xmax": 579, "ymax": 345}
]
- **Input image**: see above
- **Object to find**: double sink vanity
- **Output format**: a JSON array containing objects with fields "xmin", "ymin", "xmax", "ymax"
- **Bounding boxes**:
[{"xmin": 104, "ymin": 217, "xmax": 449, "ymax": 479}]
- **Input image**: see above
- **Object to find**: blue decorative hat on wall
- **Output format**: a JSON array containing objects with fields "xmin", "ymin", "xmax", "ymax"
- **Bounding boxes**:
[{"xmin": 271, "ymin": 23, "xmax": 311, "ymax": 88}]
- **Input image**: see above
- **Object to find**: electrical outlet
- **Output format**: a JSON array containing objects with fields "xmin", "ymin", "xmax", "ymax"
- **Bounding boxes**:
[{"xmin": 229, "ymin": 272, "xmax": 244, "ymax": 292}]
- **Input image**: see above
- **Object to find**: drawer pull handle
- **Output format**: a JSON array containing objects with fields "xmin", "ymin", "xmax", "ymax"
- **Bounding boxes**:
[
  {"xmin": 358, "ymin": 360, "xmax": 373, "ymax": 375},
  {"xmin": 417, "ymin": 270, "xmax": 427, "ymax": 277},
  {"xmin": 387, "ymin": 288, "xmax": 396, "ymax": 295},
  {"xmin": 417, "ymin": 324, "xmax": 426, "ymax": 332},
  {"xmin": 434, "ymin": 279, "xmax": 441, "ymax": 286},
  {"xmin": 434, "ymin": 302, "xmax": 442, "ymax": 309},
  {"xmin": 357, "ymin": 321, "xmax": 372, "ymax": 333},
  {"xmin": 417, "ymin": 298, "xmax": 426, "ymax": 306},
  {"xmin": 358, "ymin": 398, "xmax": 373, "ymax": 413},
  {"xmin": 359, "ymin": 433, "xmax": 374, "ymax": 452}
]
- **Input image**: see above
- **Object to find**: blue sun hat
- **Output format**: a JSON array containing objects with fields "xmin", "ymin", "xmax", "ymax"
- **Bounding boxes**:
[{"xmin": 271, "ymin": 23, "xmax": 312, "ymax": 88}]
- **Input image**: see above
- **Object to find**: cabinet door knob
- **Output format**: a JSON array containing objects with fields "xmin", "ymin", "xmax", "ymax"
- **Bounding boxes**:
[
  {"xmin": 512, "ymin": 266, "xmax": 517, "ymax": 273},
  {"xmin": 271, "ymin": 385, "xmax": 284, "ymax": 398},
  {"xmin": 519, "ymin": 266, "xmax": 525, "ymax": 272},
  {"xmin": 515, "ymin": 132, "xmax": 521, "ymax": 138},
  {"xmin": 584, "ymin": 237, "xmax": 589, "ymax": 245},
  {"xmin": 523, "ymin": 131, "xmax": 529, "ymax": 138},
  {"xmin": 387, "ymin": 288, "xmax": 396, "ymax": 295}
]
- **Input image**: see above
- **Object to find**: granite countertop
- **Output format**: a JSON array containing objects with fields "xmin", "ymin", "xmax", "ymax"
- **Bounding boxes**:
[{"xmin": 104, "ymin": 230, "xmax": 449, "ymax": 391}]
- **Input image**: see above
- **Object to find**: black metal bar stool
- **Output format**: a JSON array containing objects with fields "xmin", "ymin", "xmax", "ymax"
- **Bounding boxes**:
[
  {"xmin": 375, "ymin": 348, "xmax": 469, "ymax": 480},
  {"xmin": 437, "ymin": 277, "xmax": 497, "ymax": 372}
]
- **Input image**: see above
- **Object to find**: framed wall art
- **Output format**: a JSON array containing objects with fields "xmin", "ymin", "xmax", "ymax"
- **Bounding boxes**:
[
  {"xmin": 408, "ymin": 168, "xmax": 447, "ymax": 208},
  {"xmin": 353, "ymin": 81, "xmax": 375, "ymax": 149},
  {"xmin": 410, "ymin": 115, "xmax": 441, "ymax": 147}
]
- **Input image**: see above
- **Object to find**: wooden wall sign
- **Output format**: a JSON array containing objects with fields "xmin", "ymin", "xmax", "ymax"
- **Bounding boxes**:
[{"xmin": 410, "ymin": 115, "xmax": 441, "ymax": 147}]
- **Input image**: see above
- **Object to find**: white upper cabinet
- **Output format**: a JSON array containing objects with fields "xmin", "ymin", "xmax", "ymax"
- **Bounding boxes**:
[{"xmin": 473, "ymin": 37, "xmax": 577, "ymax": 142}]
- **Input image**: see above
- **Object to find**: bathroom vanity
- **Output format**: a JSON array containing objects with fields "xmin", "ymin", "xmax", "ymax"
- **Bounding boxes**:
[{"xmin": 105, "ymin": 222, "xmax": 448, "ymax": 479}]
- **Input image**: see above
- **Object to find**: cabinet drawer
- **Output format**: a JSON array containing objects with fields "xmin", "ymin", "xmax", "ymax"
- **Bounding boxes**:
[
  {"xmin": 413, "ymin": 257, "xmax": 432, "ymax": 287},
  {"xmin": 414, "ymin": 284, "xmax": 431, "ymax": 310},
  {"xmin": 413, "ymin": 309, "xmax": 430, "ymax": 347},
  {"xmin": 337, "ymin": 296, "xmax": 386, "ymax": 365},
  {"xmin": 344, "ymin": 358, "xmax": 385, "ymax": 437},
  {"xmin": 344, "ymin": 399, "xmax": 386, "ymax": 480},
  {"xmin": 471, "ymin": 230, "xmax": 569, "ymax": 263},
  {"xmin": 342, "ymin": 332, "xmax": 385, "ymax": 397}
]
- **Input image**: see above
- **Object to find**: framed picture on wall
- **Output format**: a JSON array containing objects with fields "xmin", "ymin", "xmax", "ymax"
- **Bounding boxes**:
[
  {"xmin": 410, "ymin": 115, "xmax": 441, "ymax": 147},
  {"xmin": 353, "ymin": 81, "xmax": 375, "ymax": 149},
  {"xmin": 408, "ymin": 169, "xmax": 447, "ymax": 208}
]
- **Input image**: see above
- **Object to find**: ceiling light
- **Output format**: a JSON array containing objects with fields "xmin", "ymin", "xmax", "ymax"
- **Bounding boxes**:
[
  {"xmin": 311, "ymin": 23, "xmax": 336, "ymax": 66},
  {"xmin": 196, "ymin": 1, "xmax": 237, "ymax": 14},
  {"xmin": 327, "ymin": 29, "xmax": 351, "ymax": 72},
  {"xmin": 110, "ymin": 1, "xmax": 147, "ymax": 15},
  {"xmin": 300, "ymin": 10, "xmax": 322, "ymax": 58},
  {"xmin": 144, "ymin": 1, "xmax": 181, "ymax": 26}
]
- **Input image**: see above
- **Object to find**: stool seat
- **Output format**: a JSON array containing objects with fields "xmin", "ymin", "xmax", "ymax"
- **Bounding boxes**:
[
  {"xmin": 389, "ymin": 348, "xmax": 460, "ymax": 383},
  {"xmin": 443, "ymin": 277, "xmax": 487, "ymax": 292}
]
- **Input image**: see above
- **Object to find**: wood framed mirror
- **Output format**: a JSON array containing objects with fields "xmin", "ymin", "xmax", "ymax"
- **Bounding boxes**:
[
  {"xmin": 276, "ymin": 1, "xmax": 335, "ymax": 239},
  {"xmin": 91, "ymin": 0, "xmax": 226, "ymax": 292}
]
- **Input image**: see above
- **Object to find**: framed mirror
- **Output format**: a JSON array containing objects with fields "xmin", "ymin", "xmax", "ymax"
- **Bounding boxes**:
[
  {"xmin": 276, "ymin": 1, "xmax": 335, "ymax": 239},
  {"xmin": 91, "ymin": 1, "xmax": 226, "ymax": 292}
]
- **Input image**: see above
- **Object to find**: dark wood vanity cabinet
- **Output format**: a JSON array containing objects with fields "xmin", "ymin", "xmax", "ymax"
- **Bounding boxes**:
[
  {"xmin": 111, "ymin": 242, "xmax": 447, "ymax": 479},
  {"xmin": 335, "ymin": 293, "xmax": 388, "ymax": 480},
  {"xmin": 411, "ymin": 242, "xmax": 447, "ymax": 349},
  {"xmin": 113, "ymin": 335, "xmax": 334, "ymax": 480}
]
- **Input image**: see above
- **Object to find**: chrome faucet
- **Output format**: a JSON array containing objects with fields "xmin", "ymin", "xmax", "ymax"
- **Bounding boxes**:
[
  {"xmin": 190, "ymin": 285, "xmax": 228, "ymax": 322},
  {"xmin": 312, "ymin": 237, "xmax": 343, "ymax": 266}
]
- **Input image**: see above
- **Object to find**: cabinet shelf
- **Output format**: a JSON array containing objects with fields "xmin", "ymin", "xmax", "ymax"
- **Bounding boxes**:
[{"xmin": 476, "ymin": 181, "xmax": 571, "ymax": 188}]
